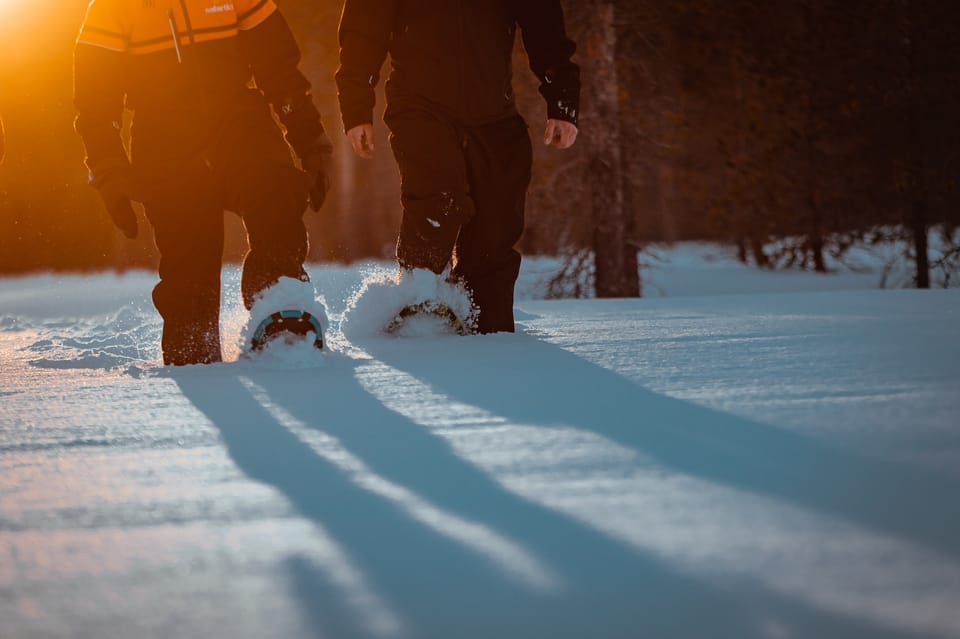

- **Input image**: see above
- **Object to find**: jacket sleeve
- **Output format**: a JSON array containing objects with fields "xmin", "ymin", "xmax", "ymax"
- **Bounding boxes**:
[
  {"xmin": 74, "ymin": 0, "xmax": 131, "ymax": 179},
  {"xmin": 516, "ymin": 1, "xmax": 581, "ymax": 126},
  {"xmin": 335, "ymin": 0, "xmax": 397, "ymax": 133},
  {"xmin": 238, "ymin": 5, "xmax": 329, "ymax": 158}
]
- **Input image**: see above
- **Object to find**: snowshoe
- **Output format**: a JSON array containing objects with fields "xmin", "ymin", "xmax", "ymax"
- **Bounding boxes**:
[
  {"xmin": 384, "ymin": 300, "xmax": 471, "ymax": 336},
  {"xmin": 250, "ymin": 309, "xmax": 324, "ymax": 352}
]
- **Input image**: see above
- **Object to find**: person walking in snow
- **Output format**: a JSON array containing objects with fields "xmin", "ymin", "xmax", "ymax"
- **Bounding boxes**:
[
  {"xmin": 336, "ymin": 0, "xmax": 580, "ymax": 334},
  {"xmin": 74, "ymin": 0, "xmax": 332, "ymax": 365}
]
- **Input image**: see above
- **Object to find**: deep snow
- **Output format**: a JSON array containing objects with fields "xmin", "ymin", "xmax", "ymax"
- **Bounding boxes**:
[{"xmin": 1, "ymin": 245, "xmax": 959, "ymax": 639}]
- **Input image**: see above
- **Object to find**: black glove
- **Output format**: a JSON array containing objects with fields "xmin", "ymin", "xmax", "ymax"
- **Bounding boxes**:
[
  {"xmin": 275, "ymin": 91, "xmax": 332, "ymax": 211},
  {"xmin": 90, "ymin": 161, "xmax": 139, "ymax": 239},
  {"xmin": 299, "ymin": 133, "xmax": 333, "ymax": 212}
]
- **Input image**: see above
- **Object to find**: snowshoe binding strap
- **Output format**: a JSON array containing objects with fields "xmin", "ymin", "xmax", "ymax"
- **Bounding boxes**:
[
  {"xmin": 250, "ymin": 310, "xmax": 324, "ymax": 352},
  {"xmin": 384, "ymin": 301, "xmax": 470, "ymax": 336}
]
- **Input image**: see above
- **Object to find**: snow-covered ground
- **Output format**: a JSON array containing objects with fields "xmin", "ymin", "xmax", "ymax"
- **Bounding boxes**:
[{"xmin": 1, "ymin": 244, "xmax": 959, "ymax": 639}]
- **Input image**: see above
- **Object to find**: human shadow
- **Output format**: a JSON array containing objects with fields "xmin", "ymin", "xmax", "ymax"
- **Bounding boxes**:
[
  {"xmin": 364, "ymin": 333, "xmax": 960, "ymax": 562},
  {"xmin": 173, "ymin": 360, "xmax": 925, "ymax": 639}
]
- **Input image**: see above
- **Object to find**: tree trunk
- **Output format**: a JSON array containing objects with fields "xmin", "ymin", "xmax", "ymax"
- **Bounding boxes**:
[
  {"xmin": 736, "ymin": 239, "xmax": 748, "ymax": 264},
  {"xmin": 899, "ymin": 0, "xmax": 930, "ymax": 289},
  {"xmin": 584, "ymin": 0, "xmax": 640, "ymax": 298},
  {"xmin": 749, "ymin": 235, "xmax": 770, "ymax": 268},
  {"xmin": 808, "ymin": 197, "xmax": 827, "ymax": 273},
  {"xmin": 621, "ymin": 138, "xmax": 642, "ymax": 297},
  {"xmin": 912, "ymin": 199, "xmax": 930, "ymax": 288},
  {"xmin": 811, "ymin": 235, "xmax": 827, "ymax": 273}
]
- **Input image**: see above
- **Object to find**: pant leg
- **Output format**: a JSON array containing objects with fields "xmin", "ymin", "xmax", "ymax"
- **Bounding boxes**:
[
  {"xmin": 141, "ymin": 160, "xmax": 224, "ymax": 366},
  {"xmin": 214, "ymin": 103, "xmax": 312, "ymax": 309},
  {"xmin": 235, "ymin": 163, "xmax": 311, "ymax": 310},
  {"xmin": 386, "ymin": 111, "xmax": 473, "ymax": 274},
  {"xmin": 454, "ymin": 116, "xmax": 533, "ymax": 333}
]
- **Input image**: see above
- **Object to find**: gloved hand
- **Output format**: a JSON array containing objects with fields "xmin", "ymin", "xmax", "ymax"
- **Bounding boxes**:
[
  {"xmin": 90, "ymin": 162, "xmax": 139, "ymax": 239},
  {"xmin": 275, "ymin": 92, "xmax": 332, "ymax": 211},
  {"xmin": 299, "ymin": 133, "xmax": 333, "ymax": 212}
]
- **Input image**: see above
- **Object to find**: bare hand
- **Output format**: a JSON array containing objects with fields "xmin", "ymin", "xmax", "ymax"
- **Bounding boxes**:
[
  {"xmin": 347, "ymin": 124, "xmax": 375, "ymax": 159},
  {"xmin": 544, "ymin": 119, "xmax": 578, "ymax": 149}
]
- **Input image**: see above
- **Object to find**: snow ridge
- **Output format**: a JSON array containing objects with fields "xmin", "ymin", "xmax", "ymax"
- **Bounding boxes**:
[
  {"xmin": 17, "ymin": 305, "xmax": 160, "ymax": 370},
  {"xmin": 340, "ymin": 267, "xmax": 477, "ymax": 343}
]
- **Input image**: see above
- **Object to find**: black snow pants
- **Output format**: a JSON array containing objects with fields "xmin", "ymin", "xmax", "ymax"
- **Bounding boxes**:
[
  {"xmin": 386, "ymin": 111, "xmax": 533, "ymax": 334},
  {"xmin": 138, "ymin": 103, "xmax": 311, "ymax": 366}
]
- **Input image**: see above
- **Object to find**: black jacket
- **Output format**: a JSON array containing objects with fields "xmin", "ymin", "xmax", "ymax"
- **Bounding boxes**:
[
  {"xmin": 336, "ymin": 0, "xmax": 580, "ymax": 131},
  {"xmin": 74, "ymin": 1, "xmax": 325, "ymax": 178}
]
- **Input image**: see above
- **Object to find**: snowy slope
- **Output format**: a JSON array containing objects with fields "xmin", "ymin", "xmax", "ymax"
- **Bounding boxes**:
[{"xmin": 2, "ymin": 248, "xmax": 960, "ymax": 639}]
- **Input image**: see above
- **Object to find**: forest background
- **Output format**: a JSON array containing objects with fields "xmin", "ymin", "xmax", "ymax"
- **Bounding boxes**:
[{"xmin": 1, "ymin": 0, "xmax": 958, "ymax": 292}]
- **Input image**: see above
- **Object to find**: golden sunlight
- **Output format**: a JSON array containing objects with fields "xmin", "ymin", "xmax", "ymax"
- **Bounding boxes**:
[{"xmin": 0, "ymin": 0, "xmax": 24, "ymax": 17}]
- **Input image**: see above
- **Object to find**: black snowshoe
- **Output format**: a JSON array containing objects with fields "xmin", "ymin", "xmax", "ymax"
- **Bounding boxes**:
[
  {"xmin": 250, "ymin": 309, "xmax": 324, "ymax": 352},
  {"xmin": 384, "ymin": 300, "xmax": 471, "ymax": 336}
]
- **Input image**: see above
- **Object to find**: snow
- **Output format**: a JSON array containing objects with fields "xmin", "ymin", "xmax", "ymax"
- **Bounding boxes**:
[
  {"xmin": 1, "ymin": 244, "xmax": 959, "ymax": 639},
  {"xmin": 341, "ymin": 267, "xmax": 477, "ymax": 343}
]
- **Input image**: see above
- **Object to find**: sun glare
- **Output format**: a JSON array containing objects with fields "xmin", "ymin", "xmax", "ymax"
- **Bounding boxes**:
[{"xmin": 0, "ymin": 1, "xmax": 26, "ymax": 29}]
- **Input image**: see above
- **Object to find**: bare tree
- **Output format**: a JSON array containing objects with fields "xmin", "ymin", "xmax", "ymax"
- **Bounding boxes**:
[{"xmin": 581, "ymin": 0, "xmax": 640, "ymax": 297}]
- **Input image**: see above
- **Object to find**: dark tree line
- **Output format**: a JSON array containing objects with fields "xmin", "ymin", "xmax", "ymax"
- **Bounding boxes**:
[
  {"xmin": 543, "ymin": 0, "xmax": 960, "ymax": 292},
  {"xmin": 612, "ymin": 0, "xmax": 960, "ymax": 289},
  {"xmin": 1, "ymin": 1, "xmax": 958, "ymax": 291}
]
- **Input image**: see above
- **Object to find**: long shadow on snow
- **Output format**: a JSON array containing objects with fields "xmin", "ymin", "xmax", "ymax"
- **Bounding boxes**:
[
  {"xmin": 174, "ymin": 362, "xmax": 921, "ymax": 639},
  {"xmin": 365, "ymin": 332, "xmax": 960, "ymax": 562}
]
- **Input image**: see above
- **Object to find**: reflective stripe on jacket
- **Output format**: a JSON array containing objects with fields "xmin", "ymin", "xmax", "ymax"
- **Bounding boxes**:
[
  {"xmin": 77, "ymin": 0, "xmax": 277, "ymax": 54},
  {"xmin": 74, "ymin": 0, "xmax": 322, "ymax": 176}
]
